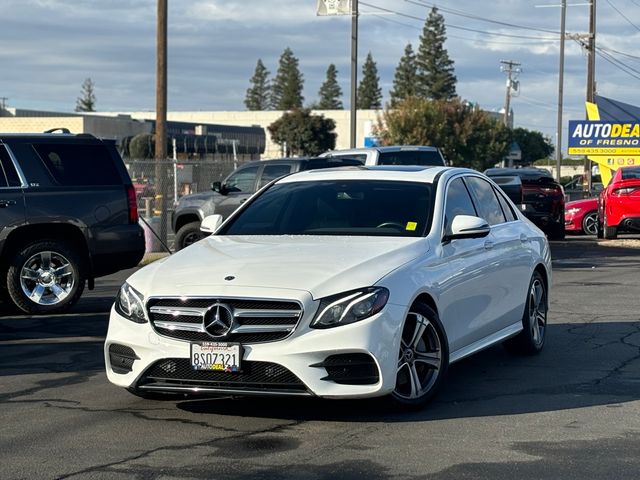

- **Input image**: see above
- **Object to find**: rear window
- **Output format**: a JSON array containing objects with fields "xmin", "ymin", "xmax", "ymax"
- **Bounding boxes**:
[
  {"xmin": 32, "ymin": 143, "xmax": 121, "ymax": 186},
  {"xmin": 621, "ymin": 167, "xmax": 640, "ymax": 180},
  {"xmin": 378, "ymin": 150, "xmax": 444, "ymax": 166}
]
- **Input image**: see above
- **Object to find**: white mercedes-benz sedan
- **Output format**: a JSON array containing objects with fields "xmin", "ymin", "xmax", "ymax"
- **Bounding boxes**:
[{"xmin": 105, "ymin": 166, "xmax": 551, "ymax": 408}]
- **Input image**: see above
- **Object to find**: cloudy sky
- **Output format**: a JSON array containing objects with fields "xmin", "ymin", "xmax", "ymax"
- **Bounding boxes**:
[{"xmin": 2, "ymin": 0, "xmax": 640, "ymax": 152}]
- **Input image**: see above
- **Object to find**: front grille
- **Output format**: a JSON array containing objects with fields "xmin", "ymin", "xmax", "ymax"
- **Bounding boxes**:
[
  {"xmin": 137, "ymin": 358, "xmax": 308, "ymax": 393},
  {"xmin": 147, "ymin": 297, "xmax": 303, "ymax": 344}
]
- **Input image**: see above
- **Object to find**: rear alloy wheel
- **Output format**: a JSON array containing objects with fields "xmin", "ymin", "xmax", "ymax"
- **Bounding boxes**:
[
  {"xmin": 581, "ymin": 211, "xmax": 598, "ymax": 236},
  {"xmin": 504, "ymin": 271, "xmax": 547, "ymax": 355},
  {"xmin": 7, "ymin": 240, "xmax": 85, "ymax": 314},
  {"xmin": 391, "ymin": 303, "xmax": 448, "ymax": 409},
  {"xmin": 603, "ymin": 210, "xmax": 618, "ymax": 240},
  {"xmin": 174, "ymin": 221, "xmax": 206, "ymax": 250}
]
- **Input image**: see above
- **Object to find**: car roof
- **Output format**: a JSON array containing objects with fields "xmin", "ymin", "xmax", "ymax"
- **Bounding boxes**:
[
  {"xmin": 327, "ymin": 145, "xmax": 440, "ymax": 154},
  {"xmin": 276, "ymin": 165, "xmax": 472, "ymax": 184},
  {"xmin": 484, "ymin": 167, "xmax": 554, "ymax": 181}
]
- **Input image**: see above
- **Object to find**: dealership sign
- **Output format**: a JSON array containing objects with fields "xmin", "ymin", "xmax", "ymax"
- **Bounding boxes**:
[{"xmin": 568, "ymin": 120, "xmax": 640, "ymax": 155}]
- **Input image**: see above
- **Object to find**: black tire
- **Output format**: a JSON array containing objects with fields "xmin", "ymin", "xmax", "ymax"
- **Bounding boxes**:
[
  {"xmin": 6, "ymin": 240, "xmax": 85, "ymax": 314},
  {"xmin": 504, "ymin": 271, "xmax": 547, "ymax": 355},
  {"xmin": 581, "ymin": 211, "xmax": 598, "ymax": 236},
  {"xmin": 390, "ymin": 303, "xmax": 449, "ymax": 410},
  {"xmin": 174, "ymin": 221, "xmax": 206, "ymax": 251},
  {"xmin": 603, "ymin": 210, "xmax": 618, "ymax": 240}
]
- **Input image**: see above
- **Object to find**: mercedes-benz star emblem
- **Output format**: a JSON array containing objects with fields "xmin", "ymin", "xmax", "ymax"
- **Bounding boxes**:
[{"xmin": 203, "ymin": 303, "xmax": 234, "ymax": 338}]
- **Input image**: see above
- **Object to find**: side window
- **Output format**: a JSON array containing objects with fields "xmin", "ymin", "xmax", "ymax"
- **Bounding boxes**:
[
  {"xmin": 494, "ymin": 187, "xmax": 517, "ymax": 222},
  {"xmin": 378, "ymin": 150, "xmax": 444, "ymax": 166},
  {"xmin": 0, "ymin": 145, "xmax": 22, "ymax": 187},
  {"xmin": 444, "ymin": 177, "xmax": 477, "ymax": 234},
  {"xmin": 258, "ymin": 164, "xmax": 291, "ymax": 189},
  {"xmin": 225, "ymin": 165, "xmax": 259, "ymax": 193},
  {"xmin": 32, "ymin": 143, "xmax": 121, "ymax": 186},
  {"xmin": 464, "ymin": 176, "xmax": 507, "ymax": 226}
]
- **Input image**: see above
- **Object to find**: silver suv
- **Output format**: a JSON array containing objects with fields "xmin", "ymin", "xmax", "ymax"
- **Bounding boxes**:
[{"xmin": 320, "ymin": 145, "xmax": 446, "ymax": 166}]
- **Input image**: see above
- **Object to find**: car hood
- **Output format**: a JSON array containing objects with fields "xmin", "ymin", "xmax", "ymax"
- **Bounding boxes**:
[
  {"xmin": 128, "ymin": 235, "xmax": 427, "ymax": 300},
  {"xmin": 566, "ymin": 198, "xmax": 598, "ymax": 209}
]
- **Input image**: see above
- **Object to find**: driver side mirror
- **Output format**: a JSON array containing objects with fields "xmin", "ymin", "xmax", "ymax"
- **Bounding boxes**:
[
  {"xmin": 444, "ymin": 215, "xmax": 490, "ymax": 242},
  {"xmin": 211, "ymin": 181, "xmax": 228, "ymax": 195},
  {"xmin": 200, "ymin": 214, "xmax": 224, "ymax": 233}
]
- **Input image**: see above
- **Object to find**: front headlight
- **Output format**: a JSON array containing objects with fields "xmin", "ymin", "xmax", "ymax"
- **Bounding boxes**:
[
  {"xmin": 114, "ymin": 283, "xmax": 148, "ymax": 323},
  {"xmin": 311, "ymin": 287, "xmax": 389, "ymax": 329},
  {"xmin": 565, "ymin": 208, "xmax": 581, "ymax": 216}
]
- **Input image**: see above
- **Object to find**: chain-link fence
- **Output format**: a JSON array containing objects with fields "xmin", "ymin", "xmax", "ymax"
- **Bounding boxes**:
[{"xmin": 125, "ymin": 157, "xmax": 248, "ymax": 252}]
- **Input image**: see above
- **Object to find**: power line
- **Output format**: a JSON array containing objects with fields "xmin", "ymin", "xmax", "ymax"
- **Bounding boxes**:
[
  {"xmin": 604, "ymin": 0, "xmax": 640, "ymax": 32},
  {"xmin": 598, "ymin": 45, "xmax": 640, "ymax": 62},
  {"xmin": 594, "ymin": 47, "xmax": 640, "ymax": 81},
  {"xmin": 359, "ymin": 2, "xmax": 559, "ymax": 41},
  {"xmin": 404, "ymin": 0, "xmax": 560, "ymax": 35},
  {"xmin": 365, "ymin": 10, "xmax": 557, "ymax": 46}
]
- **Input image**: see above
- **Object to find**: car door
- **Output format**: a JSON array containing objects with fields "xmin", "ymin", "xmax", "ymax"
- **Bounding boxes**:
[
  {"xmin": 0, "ymin": 144, "xmax": 26, "ymax": 246},
  {"xmin": 435, "ymin": 176, "xmax": 500, "ymax": 353},
  {"xmin": 464, "ymin": 176, "xmax": 530, "ymax": 339},
  {"xmin": 216, "ymin": 164, "xmax": 260, "ymax": 218}
]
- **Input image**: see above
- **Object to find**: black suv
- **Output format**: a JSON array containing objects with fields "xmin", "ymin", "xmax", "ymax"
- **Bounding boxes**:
[
  {"xmin": 485, "ymin": 167, "xmax": 565, "ymax": 240},
  {"xmin": 0, "ymin": 133, "xmax": 145, "ymax": 314},
  {"xmin": 172, "ymin": 156, "xmax": 364, "ymax": 250}
]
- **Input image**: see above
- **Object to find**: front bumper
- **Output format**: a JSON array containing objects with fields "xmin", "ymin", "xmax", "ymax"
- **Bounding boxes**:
[{"xmin": 104, "ymin": 301, "xmax": 406, "ymax": 399}]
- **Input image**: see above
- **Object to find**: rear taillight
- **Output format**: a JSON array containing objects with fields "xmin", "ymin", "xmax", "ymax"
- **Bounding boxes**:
[
  {"xmin": 613, "ymin": 187, "xmax": 639, "ymax": 196},
  {"xmin": 126, "ymin": 184, "xmax": 139, "ymax": 224}
]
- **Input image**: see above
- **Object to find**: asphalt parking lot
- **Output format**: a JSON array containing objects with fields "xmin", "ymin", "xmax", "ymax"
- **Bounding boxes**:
[{"xmin": 1, "ymin": 236, "xmax": 640, "ymax": 480}]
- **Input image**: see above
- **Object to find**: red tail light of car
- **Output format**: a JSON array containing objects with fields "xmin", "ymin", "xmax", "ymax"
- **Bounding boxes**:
[
  {"xmin": 612, "ymin": 186, "xmax": 640, "ymax": 196},
  {"xmin": 126, "ymin": 184, "xmax": 139, "ymax": 224}
]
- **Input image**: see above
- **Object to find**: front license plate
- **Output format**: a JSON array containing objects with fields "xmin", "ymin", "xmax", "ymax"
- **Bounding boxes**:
[{"xmin": 191, "ymin": 342, "xmax": 242, "ymax": 372}]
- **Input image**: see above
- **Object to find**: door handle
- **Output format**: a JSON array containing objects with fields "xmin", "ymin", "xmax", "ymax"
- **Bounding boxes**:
[
  {"xmin": 520, "ymin": 234, "xmax": 529, "ymax": 243},
  {"xmin": 484, "ymin": 240, "xmax": 494, "ymax": 250},
  {"xmin": 0, "ymin": 200, "xmax": 16, "ymax": 208},
  {"xmin": 239, "ymin": 199, "xmax": 247, "ymax": 204}
]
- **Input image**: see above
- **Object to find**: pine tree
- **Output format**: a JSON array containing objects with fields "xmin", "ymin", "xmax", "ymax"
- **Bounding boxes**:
[
  {"xmin": 389, "ymin": 43, "xmax": 417, "ymax": 106},
  {"xmin": 244, "ymin": 59, "xmax": 271, "ymax": 110},
  {"xmin": 357, "ymin": 52, "xmax": 382, "ymax": 109},
  {"xmin": 75, "ymin": 78, "xmax": 96, "ymax": 112},
  {"xmin": 271, "ymin": 47, "xmax": 304, "ymax": 110},
  {"xmin": 317, "ymin": 64, "xmax": 343, "ymax": 109},
  {"xmin": 416, "ymin": 7, "xmax": 457, "ymax": 100}
]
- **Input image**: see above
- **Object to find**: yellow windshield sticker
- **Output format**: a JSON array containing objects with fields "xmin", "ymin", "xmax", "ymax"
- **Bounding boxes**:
[{"xmin": 406, "ymin": 222, "xmax": 417, "ymax": 231}]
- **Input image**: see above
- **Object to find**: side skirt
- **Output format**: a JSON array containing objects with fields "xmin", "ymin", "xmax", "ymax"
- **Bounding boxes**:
[{"xmin": 449, "ymin": 322, "xmax": 522, "ymax": 364}]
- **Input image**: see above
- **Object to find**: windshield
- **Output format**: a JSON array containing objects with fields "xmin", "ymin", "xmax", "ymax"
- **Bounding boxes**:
[{"xmin": 221, "ymin": 180, "xmax": 433, "ymax": 237}]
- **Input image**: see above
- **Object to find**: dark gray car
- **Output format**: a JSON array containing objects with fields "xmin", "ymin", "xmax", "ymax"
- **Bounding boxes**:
[
  {"xmin": 172, "ymin": 156, "xmax": 364, "ymax": 250},
  {"xmin": 0, "ymin": 133, "xmax": 145, "ymax": 314}
]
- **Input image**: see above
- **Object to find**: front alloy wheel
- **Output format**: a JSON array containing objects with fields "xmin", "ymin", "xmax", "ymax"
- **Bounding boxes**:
[
  {"xmin": 582, "ymin": 211, "xmax": 598, "ymax": 236},
  {"xmin": 392, "ymin": 303, "xmax": 448, "ymax": 408},
  {"xmin": 7, "ymin": 240, "xmax": 85, "ymax": 314}
]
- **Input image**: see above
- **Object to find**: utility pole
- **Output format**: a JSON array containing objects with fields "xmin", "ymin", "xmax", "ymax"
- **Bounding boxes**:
[
  {"xmin": 156, "ymin": 0, "xmax": 168, "ymax": 243},
  {"xmin": 584, "ymin": 0, "xmax": 596, "ymax": 192},
  {"xmin": 555, "ymin": 0, "xmax": 567, "ymax": 183},
  {"xmin": 350, "ymin": 0, "xmax": 358, "ymax": 148},
  {"xmin": 500, "ymin": 60, "xmax": 521, "ymax": 129},
  {"xmin": 0, "ymin": 97, "xmax": 7, "ymax": 113}
]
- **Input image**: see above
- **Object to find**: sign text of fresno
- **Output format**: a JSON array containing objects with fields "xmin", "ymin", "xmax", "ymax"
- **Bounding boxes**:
[{"xmin": 568, "ymin": 120, "xmax": 640, "ymax": 155}]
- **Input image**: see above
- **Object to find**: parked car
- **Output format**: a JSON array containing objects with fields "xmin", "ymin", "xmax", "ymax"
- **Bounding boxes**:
[
  {"xmin": 0, "ymin": 132, "xmax": 145, "ymax": 314},
  {"xmin": 320, "ymin": 145, "xmax": 446, "ymax": 166},
  {"xmin": 105, "ymin": 166, "xmax": 551, "ymax": 409},
  {"xmin": 171, "ymin": 156, "xmax": 364, "ymax": 250},
  {"xmin": 597, "ymin": 166, "xmax": 640, "ymax": 239},
  {"xmin": 485, "ymin": 167, "xmax": 565, "ymax": 240},
  {"xmin": 565, "ymin": 198, "xmax": 598, "ymax": 235}
]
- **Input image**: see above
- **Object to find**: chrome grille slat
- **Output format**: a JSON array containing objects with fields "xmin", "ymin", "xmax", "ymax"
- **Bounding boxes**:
[
  {"xmin": 147, "ymin": 297, "xmax": 303, "ymax": 344},
  {"xmin": 234, "ymin": 309, "xmax": 300, "ymax": 318}
]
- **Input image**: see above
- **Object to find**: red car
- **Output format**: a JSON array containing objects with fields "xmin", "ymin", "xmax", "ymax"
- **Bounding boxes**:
[
  {"xmin": 598, "ymin": 166, "xmax": 640, "ymax": 239},
  {"xmin": 565, "ymin": 198, "xmax": 598, "ymax": 235}
]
